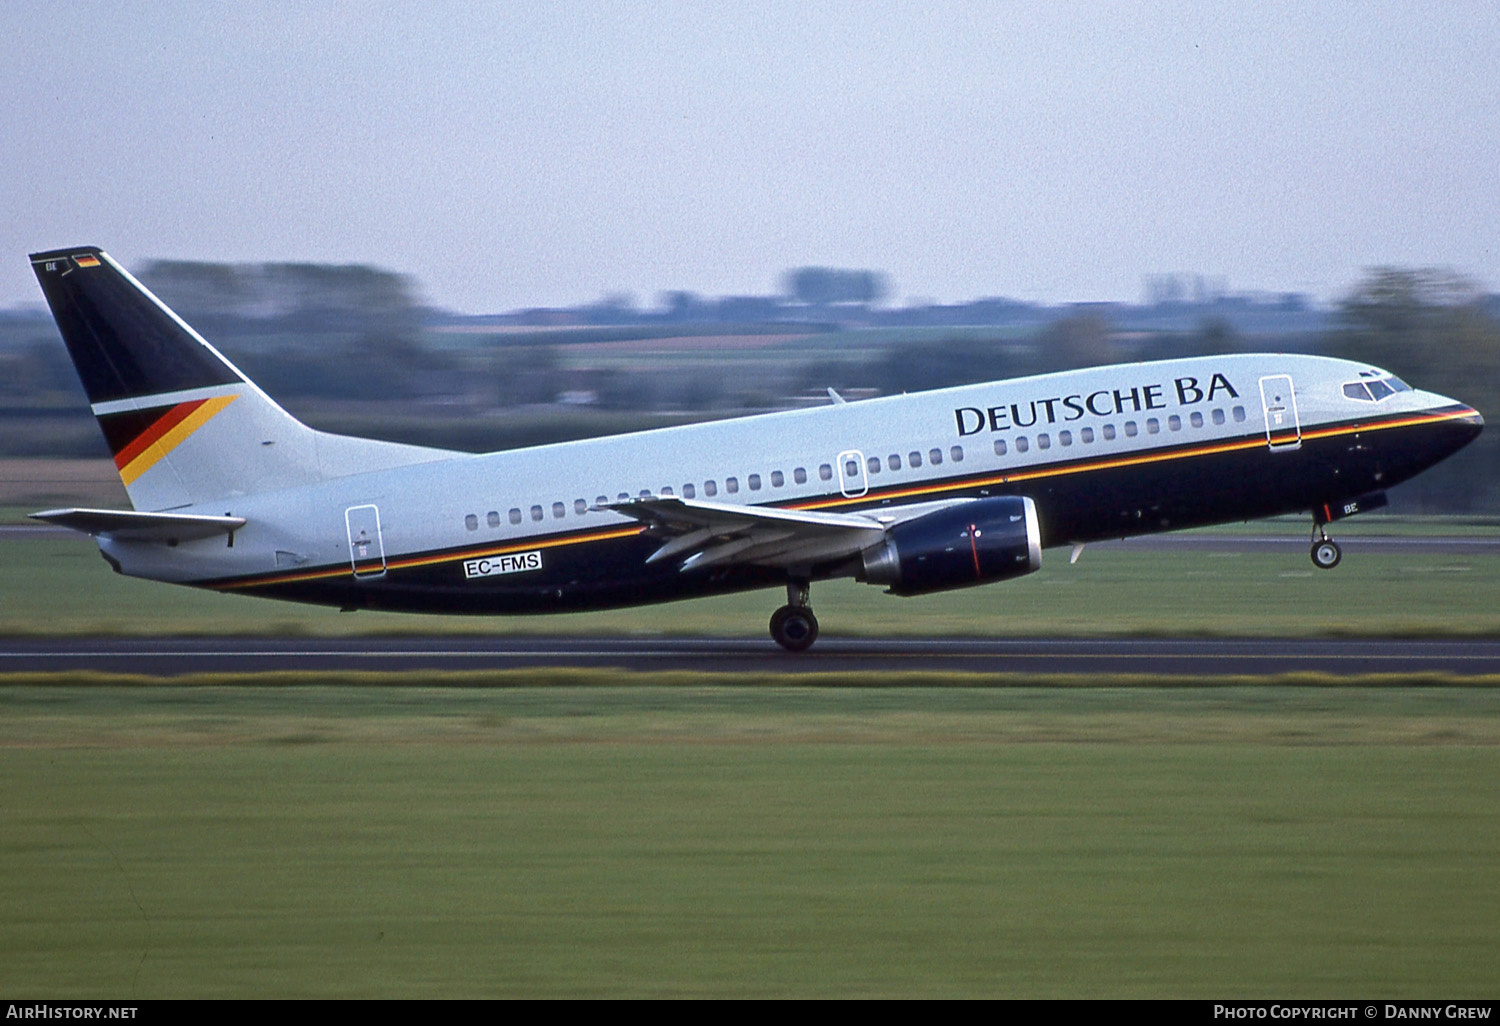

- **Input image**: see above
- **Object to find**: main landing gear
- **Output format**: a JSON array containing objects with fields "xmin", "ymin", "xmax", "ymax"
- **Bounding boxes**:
[
  {"xmin": 1310, "ymin": 524, "xmax": 1342, "ymax": 570},
  {"xmin": 770, "ymin": 578, "xmax": 819, "ymax": 652}
]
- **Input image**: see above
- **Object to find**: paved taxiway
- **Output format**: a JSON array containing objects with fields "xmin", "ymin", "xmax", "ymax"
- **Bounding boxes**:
[{"xmin": 3, "ymin": 636, "xmax": 1499, "ymax": 676}]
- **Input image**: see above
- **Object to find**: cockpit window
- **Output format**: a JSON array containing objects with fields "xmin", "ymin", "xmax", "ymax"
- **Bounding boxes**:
[{"xmin": 1342, "ymin": 374, "xmax": 1406, "ymax": 402}]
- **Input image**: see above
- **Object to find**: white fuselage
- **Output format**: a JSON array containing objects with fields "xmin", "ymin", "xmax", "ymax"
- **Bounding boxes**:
[{"xmin": 100, "ymin": 352, "xmax": 1473, "ymax": 596}]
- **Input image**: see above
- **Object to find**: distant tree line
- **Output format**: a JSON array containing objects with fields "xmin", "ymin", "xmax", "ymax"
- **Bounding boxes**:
[
  {"xmin": 782, "ymin": 267, "xmax": 890, "ymax": 307},
  {"xmin": 3, "ymin": 260, "xmax": 1494, "ymax": 512}
]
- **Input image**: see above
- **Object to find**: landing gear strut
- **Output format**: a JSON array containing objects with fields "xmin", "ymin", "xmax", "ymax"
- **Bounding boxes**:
[
  {"xmin": 1310, "ymin": 524, "xmax": 1342, "ymax": 570},
  {"xmin": 770, "ymin": 578, "xmax": 819, "ymax": 652}
]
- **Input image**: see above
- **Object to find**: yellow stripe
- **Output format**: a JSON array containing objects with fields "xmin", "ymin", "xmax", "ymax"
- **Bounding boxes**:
[
  {"xmin": 385, "ymin": 526, "xmax": 643, "ymax": 575},
  {"xmin": 119, "ymin": 394, "xmax": 238, "ymax": 485},
  {"xmin": 794, "ymin": 408, "xmax": 1475, "ymax": 512},
  {"xmin": 215, "ymin": 525, "xmax": 644, "ymax": 590}
]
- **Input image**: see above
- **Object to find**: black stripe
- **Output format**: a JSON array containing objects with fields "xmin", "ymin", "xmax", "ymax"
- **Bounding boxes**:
[
  {"xmin": 31, "ymin": 249, "xmax": 241, "ymax": 405},
  {"xmin": 96, "ymin": 404, "xmax": 179, "ymax": 458}
]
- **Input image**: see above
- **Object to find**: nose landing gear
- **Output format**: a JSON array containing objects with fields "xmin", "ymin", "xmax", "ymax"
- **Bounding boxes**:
[
  {"xmin": 1310, "ymin": 524, "xmax": 1342, "ymax": 570},
  {"xmin": 1309, "ymin": 491, "xmax": 1385, "ymax": 569},
  {"xmin": 770, "ymin": 578, "xmax": 819, "ymax": 652}
]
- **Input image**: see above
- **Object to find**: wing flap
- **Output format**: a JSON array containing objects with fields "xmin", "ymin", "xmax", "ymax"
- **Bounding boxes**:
[
  {"xmin": 599, "ymin": 495, "xmax": 886, "ymax": 570},
  {"xmin": 597, "ymin": 495, "xmax": 968, "ymax": 572}
]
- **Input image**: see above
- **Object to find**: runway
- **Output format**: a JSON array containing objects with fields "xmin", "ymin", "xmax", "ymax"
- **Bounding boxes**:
[{"xmin": 3, "ymin": 635, "xmax": 1499, "ymax": 677}]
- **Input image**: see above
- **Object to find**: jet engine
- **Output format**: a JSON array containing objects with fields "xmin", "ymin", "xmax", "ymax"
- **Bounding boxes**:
[{"xmin": 861, "ymin": 496, "xmax": 1042, "ymax": 596}]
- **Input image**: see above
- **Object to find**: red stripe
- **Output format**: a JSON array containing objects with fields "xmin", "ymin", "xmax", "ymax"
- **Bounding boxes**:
[
  {"xmin": 970, "ymin": 524, "xmax": 981, "ymax": 579},
  {"xmin": 112, "ymin": 400, "xmax": 206, "ymax": 470}
]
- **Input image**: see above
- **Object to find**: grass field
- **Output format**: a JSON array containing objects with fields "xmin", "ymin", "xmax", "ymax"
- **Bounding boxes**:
[
  {"xmin": 3, "ymin": 525, "xmax": 1496, "ymax": 638},
  {"xmin": 3, "ymin": 683, "xmax": 1499, "ymax": 998},
  {"xmin": 4, "ymin": 515, "xmax": 1497, "ymax": 997}
]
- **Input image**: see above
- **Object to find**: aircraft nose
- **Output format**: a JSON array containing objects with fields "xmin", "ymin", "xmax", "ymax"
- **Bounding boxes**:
[{"xmin": 1436, "ymin": 398, "xmax": 1483, "ymax": 452}]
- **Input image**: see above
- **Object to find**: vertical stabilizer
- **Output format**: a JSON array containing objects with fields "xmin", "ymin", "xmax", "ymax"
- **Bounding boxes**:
[{"xmin": 30, "ymin": 247, "xmax": 450, "ymax": 510}]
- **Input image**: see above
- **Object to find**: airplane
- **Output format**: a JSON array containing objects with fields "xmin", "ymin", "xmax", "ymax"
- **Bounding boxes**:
[{"xmin": 26, "ymin": 246, "xmax": 1484, "ymax": 651}]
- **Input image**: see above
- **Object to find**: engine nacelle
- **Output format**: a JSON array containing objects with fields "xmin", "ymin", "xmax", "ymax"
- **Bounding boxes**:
[{"xmin": 861, "ymin": 496, "xmax": 1042, "ymax": 596}]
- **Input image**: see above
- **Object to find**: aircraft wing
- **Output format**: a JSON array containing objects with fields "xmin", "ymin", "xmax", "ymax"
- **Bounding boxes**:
[
  {"xmin": 598, "ymin": 495, "xmax": 970, "ymax": 571},
  {"xmin": 30, "ymin": 507, "xmax": 246, "ymax": 542}
]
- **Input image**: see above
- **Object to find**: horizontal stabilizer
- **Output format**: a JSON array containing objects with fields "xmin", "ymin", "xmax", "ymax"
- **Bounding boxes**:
[{"xmin": 30, "ymin": 507, "xmax": 246, "ymax": 542}]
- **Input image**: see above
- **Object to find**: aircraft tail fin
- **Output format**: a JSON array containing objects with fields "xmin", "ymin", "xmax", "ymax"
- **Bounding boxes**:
[{"xmin": 30, "ymin": 246, "xmax": 450, "ymax": 511}]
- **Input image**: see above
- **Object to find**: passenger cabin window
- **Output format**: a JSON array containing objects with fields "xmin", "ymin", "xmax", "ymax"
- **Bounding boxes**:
[
  {"xmin": 888, "ymin": 454, "xmax": 900, "ymax": 471},
  {"xmin": 661, "ymin": 486, "xmax": 675, "ymax": 496},
  {"xmin": 1081, "ymin": 427, "xmax": 1095, "ymax": 443},
  {"xmin": 748, "ymin": 474, "xmax": 761, "ymax": 490},
  {"xmin": 1037, "ymin": 433, "xmax": 1050, "ymax": 450},
  {"xmin": 1168, "ymin": 415, "xmax": 1181, "ymax": 431},
  {"xmin": 794, "ymin": 468, "xmax": 807, "ymax": 485},
  {"xmin": 530, "ymin": 505, "xmax": 543, "ymax": 522},
  {"xmin": 1146, "ymin": 418, "xmax": 1160, "ymax": 434},
  {"xmin": 1211, "ymin": 409, "xmax": 1225, "ymax": 426},
  {"xmin": 574, "ymin": 499, "xmax": 587, "ymax": 515},
  {"xmin": 1102, "ymin": 424, "xmax": 1116, "ymax": 440},
  {"xmin": 1015, "ymin": 436, "xmax": 1030, "ymax": 453},
  {"xmin": 929, "ymin": 448, "xmax": 943, "ymax": 465},
  {"xmin": 866, "ymin": 456, "xmax": 880, "ymax": 475},
  {"xmin": 681, "ymin": 484, "xmax": 694, "ymax": 498},
  {"xmin": 595, "ymin": 496, "xmax": 608, "ymax": 508},
  {"xmin": 1232, "ymin": 406, "xmax": 1247, "ymax": 422},
  {"xmin": 704, "ymin": 480, "xmax": 717, "ymax": 497},
  {"xmin": 950, "ymin": 446, "xmax": 964, "ymax": 462},
  {"xmin": 1059, "ymin": 430, "xmax": 1072, "ymax": 446},
  {"xmin": 772, "ymin": 471, "xmax": 785, "ymax": 487},
  {"xmin": 465, "ymin": 514, "xmax": 478, "ymax": 531},
  {"xmin": 509, "ymin": 508, "xmax": 522, "ymax": 525},
  {"xmin": 552, "ymin": 502, "xmax": 565, "ymax": 519},
  {"xmin": 1190, "ymin": 412, "xmax": 1203, "ymax": 428},
  {"xmin": 993, "ymin": 439, "xmax": 1008, "ymax": 456},
  {"xmin": 1124, "ymin": 421, "xmax": 1138, "ymax": 437},
  {"xmin": 818, "ymin": 464, "xmax": 833, "ymax": 482},
  {"xmin": 725, "ymin": 477, "xmax": 738, "ymax": 494},
  {"xmin": 909, "ymin": 451, "xmax": 922, "ymax": 468}
]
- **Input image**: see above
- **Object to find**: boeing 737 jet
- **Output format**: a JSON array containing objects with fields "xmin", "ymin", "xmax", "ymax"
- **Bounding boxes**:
[{"xmin": 27, "ymin": 247, "xmax": 1484, "ymax": 650}]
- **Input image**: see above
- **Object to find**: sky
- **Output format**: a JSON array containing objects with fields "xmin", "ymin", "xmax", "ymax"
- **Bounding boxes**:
[{"xmin": 4, "ymin": 2, "xmax": 1499, "ymax": 313}]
